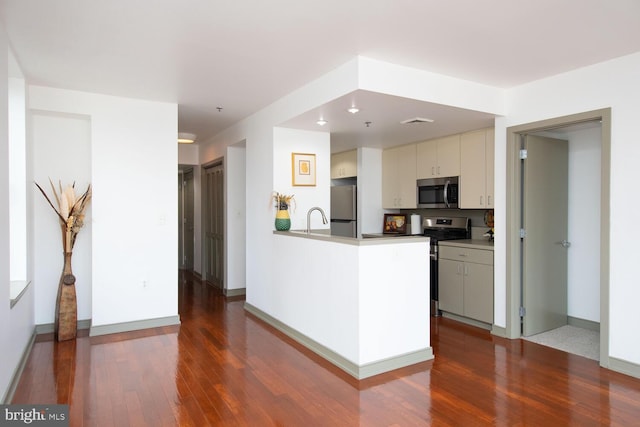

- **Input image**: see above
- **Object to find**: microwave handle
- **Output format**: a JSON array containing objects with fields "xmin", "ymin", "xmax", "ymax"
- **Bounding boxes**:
[{"xmin": 444, "ymin": 180, "xmax": 450, "ymax": 208}]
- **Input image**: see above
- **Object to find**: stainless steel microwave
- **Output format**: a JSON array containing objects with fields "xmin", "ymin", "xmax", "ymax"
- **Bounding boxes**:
[{"xmin": 417, "ymin": 177, "xmax": 459, "ymax": 209}]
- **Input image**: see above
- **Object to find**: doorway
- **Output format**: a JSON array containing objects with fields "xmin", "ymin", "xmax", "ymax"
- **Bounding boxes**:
[
  {"xmin": 178, "ymin": 168, "xmax": 195, "ymax": 271},
  {"xmin": 506, "ymin": 108, "xmax": 611, "ymax": 367}
]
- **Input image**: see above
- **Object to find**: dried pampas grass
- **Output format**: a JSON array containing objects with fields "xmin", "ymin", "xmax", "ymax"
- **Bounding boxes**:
[{"xmin": 35, "ymin": 179, "xmax": 92, "ymax": 252}]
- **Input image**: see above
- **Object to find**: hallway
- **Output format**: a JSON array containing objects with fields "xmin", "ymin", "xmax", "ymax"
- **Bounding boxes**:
[{"xmin": 12, "ymin": 272, "xmax": 640, "ymax": 425}]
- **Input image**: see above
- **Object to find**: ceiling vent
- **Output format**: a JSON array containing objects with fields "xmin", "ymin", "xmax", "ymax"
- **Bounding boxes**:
[{"xmin": 400, "ymin": 117, "xmax": 434, "ymax": 124}]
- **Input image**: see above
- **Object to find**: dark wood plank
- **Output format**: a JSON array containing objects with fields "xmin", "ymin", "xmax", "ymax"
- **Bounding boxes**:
[{"xmin": 12, "ymin": 271, "xmax": 640, "ymax": 426}]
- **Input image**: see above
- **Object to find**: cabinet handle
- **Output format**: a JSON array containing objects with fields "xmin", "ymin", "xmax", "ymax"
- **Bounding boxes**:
[
  {"xmin": 487, "ymin": 195, "xmax": 491, "ymax": 206},
  {"xmin": 480, "ymin": 196, "xmax": 483, "ymax": 206},
  {"xmin": 431, "ymin": 166, "xmax": 435, "ymax": 176},
  {"xmin": 437, "ymin": 166, "xmax": 441, "ymax": 175},
  {"xmin": 457, "ymin": 264, "xmax": 462, "ymax": 275},
  {"xmin": 464, "ymin": 265, "xmax": 469, "ymax": 276},
  {"xmin": 458, "ymin": 253, "xmax": 467, "ymax": 257}
]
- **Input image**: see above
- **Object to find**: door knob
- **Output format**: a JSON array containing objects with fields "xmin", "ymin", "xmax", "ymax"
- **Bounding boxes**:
[{"xmin": 555, "ymin": 240, "xmax": 571, "ymax": 248}]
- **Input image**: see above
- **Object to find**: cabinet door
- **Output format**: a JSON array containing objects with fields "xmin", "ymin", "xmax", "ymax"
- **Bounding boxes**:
[
  {"xmin": 460, "ymin": 129, "xmax": 487, "ymax": 209},
  {"xmin": 381, "ymin": 148, "xmax": 397, "ymax": 208},
  {"xmin": 463, "ymin": 262, "xmax": 494, "ymax": 323},
  {"xmin": 396, "ymin": 144, "xmax": 417, "ymax": 208},
  {"xmin": 436, "ymin": 134, "xmax": 461, "ymax": 177},
  {"xmin": 485, "ymin": 128, "xmax": 494, "ymax": 208},
  {"xmin": 330, "ymin": 154, "xmax": 342, "ymax": 179},
  {"xmin": 438, "ymin": 259, "xmax": 464, "ymax": 316},
  {"xmin": 331, "ymin": 150, "xmax": 357, "ymax": 179},
  {"xmin": 416, "ymin": 139, "xmax": 437, "ymax": 179}
]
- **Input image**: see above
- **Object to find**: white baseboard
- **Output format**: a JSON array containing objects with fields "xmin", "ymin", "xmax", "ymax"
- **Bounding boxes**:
[
  {"xmin": 441, "ymin": 311, "xmax": 492, "ymax": 330},
  {"xmin": 89, "ymin": 315, "xmax": 180, "ymax": 337},
  {"xmin": 244, "ymin": 302, "xmax": 433, "ymax": 380},
  {"xmin": 224, "ymin": 288, "xmax": 246, "ymax": 297},
  {"xmin": 609, "ymin": 356, "xmax": 640, "ymax": 380},
  {"xmin": 491, "ymin": 325, "xmax": 507, "ymax": 338},
  {"xmin": 35, "ymin": 319, "xmax": 92, "ymax": 335},
  {"xmin": 2, "ymin": 332, "xmax": 36, "ymax": 404},
  {"xmin": 567, "ymin": 316, "xmax": 600, "ymax": 332}
]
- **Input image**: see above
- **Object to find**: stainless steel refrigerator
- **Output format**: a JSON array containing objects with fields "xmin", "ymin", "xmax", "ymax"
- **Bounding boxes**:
[{"xmin": 330, "ymin": 185, "xmax": 357, "ymax": 237}]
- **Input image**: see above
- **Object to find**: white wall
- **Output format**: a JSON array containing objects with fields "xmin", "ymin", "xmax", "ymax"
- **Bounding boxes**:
[
  {"xmin": 271, "ymin": 235, "xmax": 430, "ymax": 366},
  {"xmin": 9, "ymin": 74, "xmax": 27, "ymax": 281},
  {"xmin": 273, "ymin": 127, "xmax": 331, "ymax": 231},
  {"xmin": 29, "ymin": 86, "xmax": 179, "ymax": 329},
  {"xmin": 567, "ymin": 127, "xmax": 601, "ymax": 322},
  {"xmin": 32, "ymin": 112, "xmax": 92, "ymax": 323},
  {"xmin": 358, "ymin": 147, "xmax": 382, "ymax": 235},
  {"xmin": 1, "ymin": 32, "xmax": 34, "ymax": 402},
  {"xmin": 226, "ymin": 144, "xmax": 246, "ymax": 290},
  {"xmin": 178, "ymin": 143, "xmax": 199, "ymax": 165},
  {"xmin": 0, "ymin": 39, "xmax": 10, "ymax": 399},
  {"xmin": 200, "ymin": 58, "xmax": 361, "ymax": 313},
  {"xmin": 496, "ymin": 52, "xmax": 640, "ymax": 365},
  {"xmin": 358, "ymin": 57, "xmax": 506, "ymax": 117}
]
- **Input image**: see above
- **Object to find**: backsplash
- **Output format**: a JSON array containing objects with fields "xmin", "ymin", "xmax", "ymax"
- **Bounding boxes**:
[{"xmin": 400, "ymin": 208, "xmax": 489, "ymax": 229}]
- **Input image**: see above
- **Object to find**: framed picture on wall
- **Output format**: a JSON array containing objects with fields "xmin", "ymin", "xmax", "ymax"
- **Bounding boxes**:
[{"xmin": 292, "ymin": 153, "xmax": 316, "ymax": 186}]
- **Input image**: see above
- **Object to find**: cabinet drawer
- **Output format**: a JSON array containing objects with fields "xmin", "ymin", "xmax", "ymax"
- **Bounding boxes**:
[{"xmin": 439, "ymin": 246, "xmax": 493, "ymax": 265}]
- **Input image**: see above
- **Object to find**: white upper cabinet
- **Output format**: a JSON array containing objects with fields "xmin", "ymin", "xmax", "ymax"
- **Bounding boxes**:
[
  {"xmin": 331, "ymin": 149, "xmax": 357, "ymax": 179},
  {"xmin": 460, "ymin": 128, "xmax": 494, "ymax": 209},
  {"xmin": 416, "ymin": 134, "xmax": 460, "ymax": 179},
  {"xmin": 382, "ymin": 144, "xmax": 417, "ymax": 209}
]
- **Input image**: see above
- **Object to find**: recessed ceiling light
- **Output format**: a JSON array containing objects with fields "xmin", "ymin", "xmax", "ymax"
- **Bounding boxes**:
[
  {"xmin": 316, "ymin": 119, "xmax": 328, "ymax": 126},
  {"xmin": 347, "ymin": 107, "xmax": 359, "ymax": 114},
  {"xmin": 400, "ymin": 117, "xmax": 434, "ymax": 124},
  {"xmin": 178, "ymin": 132, "xmax": 197, "ymax": 144}
]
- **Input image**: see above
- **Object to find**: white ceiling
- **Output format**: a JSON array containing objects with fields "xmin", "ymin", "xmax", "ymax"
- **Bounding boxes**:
[{"xmin": 2, "ymin": 0, "xmax": 639, "ymax": 149}]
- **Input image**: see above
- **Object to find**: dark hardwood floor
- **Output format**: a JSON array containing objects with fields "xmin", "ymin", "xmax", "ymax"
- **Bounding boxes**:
[{"xmin": 12, "ymin": 271, "xmax": 640, "ymax": 426}]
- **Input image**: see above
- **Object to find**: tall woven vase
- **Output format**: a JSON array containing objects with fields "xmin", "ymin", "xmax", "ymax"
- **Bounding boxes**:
[
  {"xmin": 275, "ymin": 203, "xmax": 291, "ymax": 231},
  {"xmin": 56, "ymin": 232, "xmax": 77, "ymax": 341}
]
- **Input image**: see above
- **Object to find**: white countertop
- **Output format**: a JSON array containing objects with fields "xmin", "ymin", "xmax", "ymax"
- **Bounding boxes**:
[{"xmin": 438, "ymin": 239, "xmax": 494, "ymax": 250}]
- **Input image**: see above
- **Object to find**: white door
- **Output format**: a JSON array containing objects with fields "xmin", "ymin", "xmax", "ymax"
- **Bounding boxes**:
[{"xmin": 522, "ymin": 135, "xmax": 569, "ymax": 336}]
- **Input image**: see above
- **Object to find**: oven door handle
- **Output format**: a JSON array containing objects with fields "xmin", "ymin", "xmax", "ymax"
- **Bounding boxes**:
[{"xmin": 430, "ymin": 252, "xmax": 437, "ymax": 261}]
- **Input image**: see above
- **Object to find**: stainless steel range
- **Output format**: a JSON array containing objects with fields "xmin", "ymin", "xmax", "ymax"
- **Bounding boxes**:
[{"xmin": 423, "ymin": 217, "xmax": 471, "ymax": 316}]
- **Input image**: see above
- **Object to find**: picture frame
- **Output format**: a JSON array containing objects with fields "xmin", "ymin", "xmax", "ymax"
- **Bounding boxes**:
[
  {"xmin": 292, "ymin": 152, "xmax": 316, "ymax": 186},
  {"xmin": 383, "ymin": 213, "xmax": 408, "ymax": 234}
]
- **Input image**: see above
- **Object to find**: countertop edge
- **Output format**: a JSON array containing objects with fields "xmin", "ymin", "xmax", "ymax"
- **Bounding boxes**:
[{"xmin": 273, "ymin": 230, "xmax": 430, "ymax": 246}]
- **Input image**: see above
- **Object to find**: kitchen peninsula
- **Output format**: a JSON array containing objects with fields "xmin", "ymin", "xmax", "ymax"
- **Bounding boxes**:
[{"xmin": 244, "ymin": 230, "xmax": 431, "ymax": 379}]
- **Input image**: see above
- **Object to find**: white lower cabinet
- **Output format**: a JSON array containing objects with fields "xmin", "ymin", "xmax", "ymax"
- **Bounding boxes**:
[{"xmin": 438, "ymin": 245, "xmax": 493, "ymax": 324}]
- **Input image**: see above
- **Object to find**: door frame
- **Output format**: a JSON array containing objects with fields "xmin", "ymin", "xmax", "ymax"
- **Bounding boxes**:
[{"xmin": 505, "ymin": 108, "xmax": 611, "ymax": 368}]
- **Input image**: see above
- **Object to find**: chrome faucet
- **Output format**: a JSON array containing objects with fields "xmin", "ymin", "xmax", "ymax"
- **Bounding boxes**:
[{"xmin": 306, "ymin": 207, "xmax": 328, "ymax": 233}]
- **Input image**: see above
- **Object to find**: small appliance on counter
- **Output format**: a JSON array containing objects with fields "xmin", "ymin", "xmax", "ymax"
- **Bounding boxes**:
[{"xmin": 410, "ymin": 214, "xmax": 422, "ymax": 235}]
